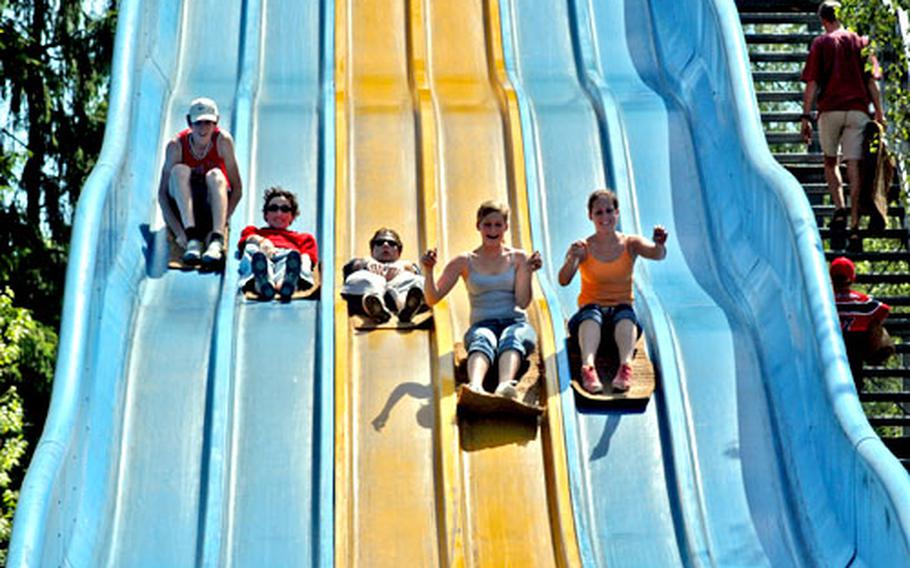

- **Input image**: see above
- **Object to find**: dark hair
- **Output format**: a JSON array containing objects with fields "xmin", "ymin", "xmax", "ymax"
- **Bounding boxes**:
[
  {"xmin": 369, "ymin": 227, "xmax": 403, "ymax": 251},
  {"xmin": 476, "ymin": 200, "xmax": 510, "ymax": 224},
  {"xmin": 262, "ymin": 186, "xmax": 299, "ymax": 218},
  {"xmin": 587, "ymin": 189, "xmax": 618, "ymax": 213},
  {"xmin": 818, "ymin": 1, "xmax": 839, "ymax": 23}
]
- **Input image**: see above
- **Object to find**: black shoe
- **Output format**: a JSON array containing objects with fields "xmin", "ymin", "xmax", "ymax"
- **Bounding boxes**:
[
  {"xmin": 847, "ymin": 231, "xmax": 863, "ymax": 254},
  {"xmin": 279, "ymin": 251, "xmax": 302, "ymax": 301},
  {"xmin": 397, "ymin": 287, "xmax": 425, "ymax": 323},
  {"xmin": 363, "ymin": 294, "xmax": 391, "ymax": 323},
  {"xmin": 252, "ymin": 252, "xmax": 275, "ymax": 301},
  {"xmin": 829, "ymin": 208, "xmax": 847, "ymax": 250}
]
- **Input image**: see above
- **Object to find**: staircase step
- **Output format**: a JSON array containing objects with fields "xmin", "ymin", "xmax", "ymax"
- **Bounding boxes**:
[
  {"xmin": 767, "ymin": 132, "xmax": 811, "ymax": 144},
  {"xmin": 774, "ymin": 152, "xmax": 823, "ymax": 164},
  {"xmin": 749, "ymin": 51, "xmax": 809, "ymax": 63},
  {"xmin": 745, "ymin": 33, "xmax": 817, "ymax": 44},
  {"xmin": 868, "ymin": 415, "xmax": 910, "ymax": 427},
  {"xmin": 819, "ymin": 228, "xmax": 907, "ymax": 240},
  {"xmin": 740, "ymin": 13, "xmax": 819, "ymax": 25},
  {"xmin": 860, "ymin": 391, "xmax": 910, "ymax": 402},
  {"xmin": 754, "ymin": 71, "xmax": 803, "ymax": 83},
  {"xmin": 757, "ymin": 90, "xmax": 804, "ymax": 102},
  {"xmin": 762, "ymin": 112, "xmax": 804, "ymax": 122},
  {"xmin": 735, "ymin": 0, "xmax": 823, "ymax": 12},
  {"xmin": 863, "ymin": 365, "xmax": 910, "ymax": 377},
  {"xmin": 855, "ymin": 273, "xmax": 910, "ymax": 285},
  {"xmin": 875, "ymin": 296, "xmax": 910, "ymax": 307},
  {"xmin": 815, "ymin": 205, "xmax": 904, "ymax": 217},
  {"xmin": 823, "ymin": 251, "xmax": 909, "ymax": 263}
]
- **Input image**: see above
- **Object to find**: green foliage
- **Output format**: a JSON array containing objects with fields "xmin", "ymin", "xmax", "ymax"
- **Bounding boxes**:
[
  {"xmin": 839, "ymin": 0, "xmax": 910, "ymax": 160},
  {"xmin": 0, "ymin": 288, "xmax": 56, "ymax": 563}
]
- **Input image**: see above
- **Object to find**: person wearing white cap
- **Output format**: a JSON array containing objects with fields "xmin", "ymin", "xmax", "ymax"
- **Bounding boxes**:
[{"xmin": 157, "ymin": 97, "xmax": 243, "ymax": 267}]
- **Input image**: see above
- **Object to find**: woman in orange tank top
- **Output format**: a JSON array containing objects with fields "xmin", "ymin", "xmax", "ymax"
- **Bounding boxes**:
[{"xmin": 558, "ymin": 189, "xmax": 668, "ymax": 393}]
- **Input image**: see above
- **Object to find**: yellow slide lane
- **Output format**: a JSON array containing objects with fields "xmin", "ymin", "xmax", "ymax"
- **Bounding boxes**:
[
  {"xmin": 334, "ymin": 1, "xmax": 443, "ymax": 566},
  {"xmin": 336, "ymin": 1, "xmax": 580, "ymax": 566}
]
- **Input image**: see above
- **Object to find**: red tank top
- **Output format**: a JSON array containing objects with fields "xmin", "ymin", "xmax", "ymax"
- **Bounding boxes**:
[{"xmin": 177, "ymin": 128, "xmax": 230, "ymax": 188}]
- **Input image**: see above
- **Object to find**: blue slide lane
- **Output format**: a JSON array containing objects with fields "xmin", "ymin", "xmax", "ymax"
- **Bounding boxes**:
[
  {"xmin": 501, "ymin": 0, "xmax": 910, "ymax": 566},
  {"xmin": 8, "ymin": 0, "xmax": 334, "ymax": 566}
]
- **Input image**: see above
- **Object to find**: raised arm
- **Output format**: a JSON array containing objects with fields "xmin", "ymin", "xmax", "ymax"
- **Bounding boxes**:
[
  {"xmin": 420, "ymin": 249, "xmax": 466, "ymax": 306},
  {"xmin": 629, "ymin": 226, "xmax": 668, "ymax": 261},
  {"xmin": 558, "ymin": 240, "xmax": 587, "ymax": 286},
  {"xmin": 157, "ymin": 140, "xmax": 185, "ymax": 245},
  {"xmin": 218, "ymin": 131, "xmax": 243, "ymax": 218},
  {"xmin": 514, "ymin": 250, "xmax": 542, "ymax": 309}
]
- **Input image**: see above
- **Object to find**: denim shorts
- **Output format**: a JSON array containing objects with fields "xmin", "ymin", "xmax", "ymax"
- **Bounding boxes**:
[
  {"xmin": 568, "ymin": 303, "xmax": 642, "ymax": 338},
  {"xmin": 464, "ymin": 317, "xmax": 537, "ymax": 364}
]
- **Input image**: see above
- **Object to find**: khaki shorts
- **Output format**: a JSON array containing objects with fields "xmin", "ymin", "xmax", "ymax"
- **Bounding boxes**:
[{"xmin": 818, "ymin": 110, "xmax": 870, "ymax": 161}]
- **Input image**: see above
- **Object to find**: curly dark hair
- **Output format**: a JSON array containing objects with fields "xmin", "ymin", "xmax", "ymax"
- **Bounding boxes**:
[{"xmin": 262, "ymin": 186, "xmax": 300, "ymax": 218}]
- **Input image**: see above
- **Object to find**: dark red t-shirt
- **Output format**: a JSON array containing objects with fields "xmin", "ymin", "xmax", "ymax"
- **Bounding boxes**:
[
  {"xmin": 239, "ymin": 226, "xmax": 319, "ymax": 265},
  {"xmin": 834, "ymin": 288, "xmax": 890, "ymax": 333},
  {"xmin": 177, "ymin": 127, "xmax": 231, "ymax": 189},
  {"xmin": 801, "ymin": 29, "xmax": 878, "ymax": 113}
]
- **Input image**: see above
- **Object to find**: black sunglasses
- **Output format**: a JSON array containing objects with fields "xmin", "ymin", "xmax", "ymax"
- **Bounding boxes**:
[
  {"xmin": 371, "ymin": 238, "xmax": 400, "ymax": 248},
  {"xmin": 266, "ymin": 204, "xmax": 293, "ymax": 213}
]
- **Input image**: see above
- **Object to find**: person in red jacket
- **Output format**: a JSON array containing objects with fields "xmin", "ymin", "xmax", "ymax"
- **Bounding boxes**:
[
  {"xmin": 830, "ymin": 256, "xmax": 891, "ymax": 385},
  {"xmin": 238, "ymin": 187, "xmax": 318, "ymax": 301},
  {"xmin": 157, "ymin": 97, "xmax": 244, "ymax": 267}
]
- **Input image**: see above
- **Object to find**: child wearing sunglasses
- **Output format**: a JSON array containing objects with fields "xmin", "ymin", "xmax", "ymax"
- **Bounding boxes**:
[
  {"xmin": 238, "ymin": 187, "xmax": 318, "ymax": 301},
  {"xmin": 341, "ymin": 228, "xmax": 425, "ymax": 323}
]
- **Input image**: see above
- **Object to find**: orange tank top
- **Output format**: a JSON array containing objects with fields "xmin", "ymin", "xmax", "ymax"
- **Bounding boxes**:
[{"xmin": 578, "ymin": 246, "xmax": 634, "ymax": 307}]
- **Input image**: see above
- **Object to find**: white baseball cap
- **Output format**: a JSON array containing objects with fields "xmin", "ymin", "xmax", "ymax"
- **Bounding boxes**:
[{"xmin": 188, "ymin": 97, "xmax": 219, "ymax": 123}]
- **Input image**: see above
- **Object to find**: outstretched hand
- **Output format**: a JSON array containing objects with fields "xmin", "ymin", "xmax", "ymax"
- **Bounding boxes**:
[
  {"xmin": 526, "ymin": 250, "xmax": 543, "ymax": 272},
  {"xmin": 652, "ymin": 225, "xmax": 668, "ymax": 245},
  {"xmin": 568, "ymin": 240, "xmax": 587, "ymax": 261}
]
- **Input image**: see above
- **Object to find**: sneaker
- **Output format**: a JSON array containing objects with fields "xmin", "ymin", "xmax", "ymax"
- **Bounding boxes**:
[
  {"xmin": 397, "ymin": 287, "xmax": 425, "ymax": 323},
  {"xmin": 828, "ymin": 208, "xmax": 847, "ymax": 250},
  {"xmin": 201, "ymin": 239, "xmax": 224, "ymax": 267},
  {"xmin": 612, "ymin": 363, "xmax": 633, "ymax": 392},
  {"xmin": 363, "ymin": 294, "xmax": 391, "ymax": 323},
  {"xmin": 847, "ymin": 231, "xmax": 863, "ymax": 254},
  {"xmin": 182, "ymin": 239, "xmax": 204, "ymax": 265},
  {"xmin": 494, "ymin": 381, "xmax": 518, "ymax": 399},
  {"xmin": 279, "ymin": 251, "xmax": 302, "ymax": 301},
  {"xmin": 580, "ymin": 365, "xmax": 603, "ymax": 394},
  {"xmin": 251, "ymin": 252, "xmax": 275, "ymax": 301}
]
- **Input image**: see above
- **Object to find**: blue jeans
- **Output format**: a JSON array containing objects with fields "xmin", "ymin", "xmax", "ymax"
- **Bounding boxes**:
[
  {"xmin": 464, "ymin": 317, "xmax": 537, "ymax": 364},
  {"xmin": 568, "ymin": 303, "xmax": 641, "ymax": 338}
]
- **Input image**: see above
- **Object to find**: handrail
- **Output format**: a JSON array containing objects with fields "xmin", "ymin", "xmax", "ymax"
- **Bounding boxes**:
[{"xmin": 7, "ymin": 0, "xmax": 142, "ymax": 564}]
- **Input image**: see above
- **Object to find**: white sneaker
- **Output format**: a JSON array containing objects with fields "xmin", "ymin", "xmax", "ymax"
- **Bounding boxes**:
[
  {"xmin": 202, "ymin": 240, "xmax": 224, "ymax": 266},
  {"xmin": 182, "ymin": 239, "xmax": 204, "ymax": 265},
  {"xmin": 494, "ymin": 381, "xmax": 518, "ymax": 400}
]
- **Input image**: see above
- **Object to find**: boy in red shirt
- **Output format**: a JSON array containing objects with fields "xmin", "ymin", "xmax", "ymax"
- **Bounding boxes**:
[{"xmin": 238, "ymin": 187, "xmax": 318, "ymax": 301}]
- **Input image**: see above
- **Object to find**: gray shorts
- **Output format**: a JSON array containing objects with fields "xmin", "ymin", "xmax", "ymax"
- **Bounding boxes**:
[{"xmin": 818, "ymin": 110, "xmax": 870, "ymax": 161}]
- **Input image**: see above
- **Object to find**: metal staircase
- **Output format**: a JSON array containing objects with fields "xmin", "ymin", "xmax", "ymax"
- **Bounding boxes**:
[{"xmin": 737, "ymin": 0, "xmax": 910, "ymax": 471}]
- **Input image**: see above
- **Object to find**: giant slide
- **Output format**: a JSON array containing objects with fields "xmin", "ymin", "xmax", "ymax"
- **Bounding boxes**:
[
  {"xmin": 8, "ymin": 0, "xmax": 335, "ymax": 565},
  {"xmin": 10, "ymin": 0, "xmax": 910, "ymax": 566},
  {"xmin": 500, "ymin": 0, "xmax": 910, "ymax": 566}
]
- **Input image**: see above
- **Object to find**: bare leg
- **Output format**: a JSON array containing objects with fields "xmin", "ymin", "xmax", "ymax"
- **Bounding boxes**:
[
  {"xmin": 579, "ymin": 319, "xmax": 601, "ymax": 368},
  {"xmin": 845, "ymin": 159, "xmax": 862, "ymax": 230},
  {"xmin": 824, "ymin": 156, "xmax": 845, "ymax": 210},
  {"xmin": 466, "ymin": 352, "xmax": 490, "ymax": 392},
  {"xmin": 497, "ymin": 350, "xmax": 522, "ymax": 386},
  {"xmin": 168, "ymin": 164, "xmax": 195, "ymax": 228},
  {"xmin": 206, "ymin": 169, "xmax": 229, "ymax": 238},
  {"xmin": 615, "ymin": 319, "xmax": 636, "ymax": 366}
]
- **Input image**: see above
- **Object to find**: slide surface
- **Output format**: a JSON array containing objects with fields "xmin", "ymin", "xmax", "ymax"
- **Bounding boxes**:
[
  {"xmin": 501, "ymin": 0, "xmax": 910, "ymax": 566},
  {"xmin": 11, "ymin": 0, "xmax": 910, "ymax": 566},
  {"xmin": 9, "ymin": 0, "xmax": 335, "ymax": 566}
]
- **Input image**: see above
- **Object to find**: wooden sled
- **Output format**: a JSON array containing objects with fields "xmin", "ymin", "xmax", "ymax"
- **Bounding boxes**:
[
  {"xmin": 567, "ymin": 334, "xmax": 655, "ymax": 408},
  {"xmin": 242, "ymin": 264, "xmax": 322, "ymax": 302},
  {"xmin": 453, "ymin": 342, "xmax": 545, "ymax": 419}
]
